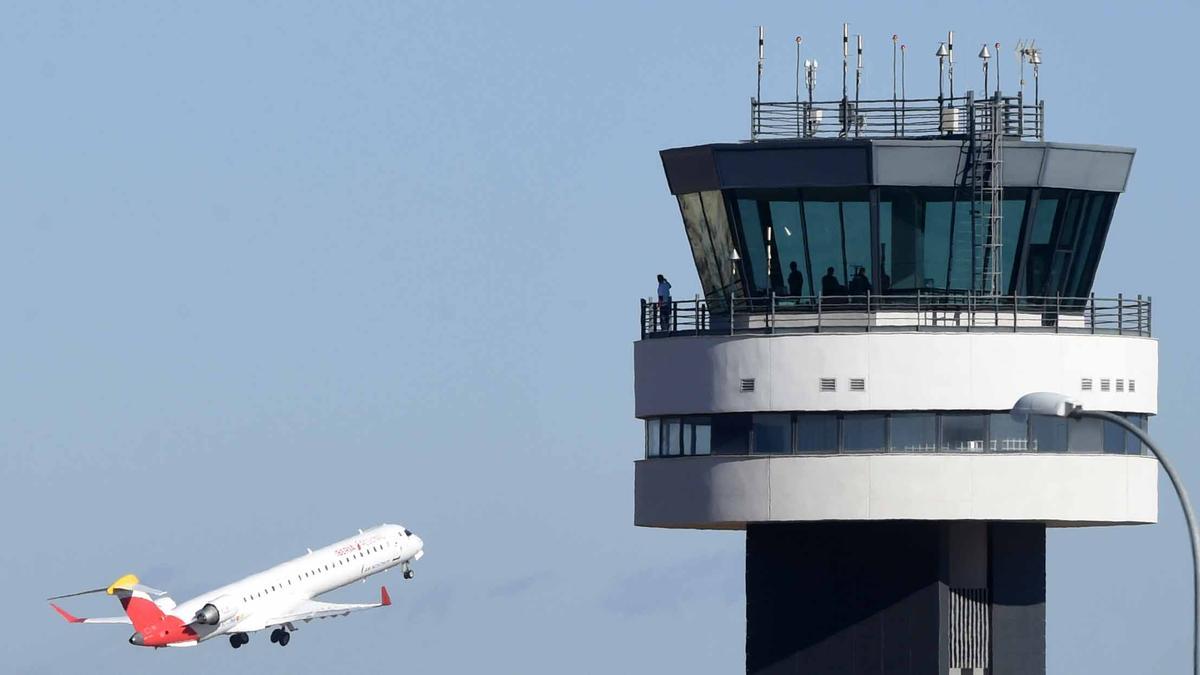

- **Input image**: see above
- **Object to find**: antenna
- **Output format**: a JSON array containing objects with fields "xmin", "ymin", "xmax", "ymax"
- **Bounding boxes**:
[
  {"xmin": 1016, "ymin": 39, "xmax": 1028, "ymax": 101},
  {"xmin": 795, "ymin": 36, "xmax": 803, "ymax": 105},
  {"xmin": 979, "ymin": 43, "xmax": 991, "ymax": 99},
  {"xmin": 841, "ymin": 23, "xmax": 849, "ymax": 100},
  {"xmin": 892, "ymin": 34, "xmax": 899, "ymax": 136},
  {"xmin": 994, "ymin": 42, "xmax": 1002, "ymax": 97},
  {"xmin": 757, "ymin": 26, "xmax": 765, "ymax": 105},
  {"xmin": 900, "ymin": 42, "xmax": 907, "ymax": 135},
  {"xmin": 948, "ymin": 30, "xmax": 955, "ymax": 101},
  {"xmin": 855, "ymin": 34, "xmax": 864, "ymax": 133}
]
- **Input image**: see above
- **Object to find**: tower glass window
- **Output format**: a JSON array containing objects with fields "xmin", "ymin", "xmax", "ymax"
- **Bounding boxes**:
[
  {"xmin": 752, "ymin": 414, "xmax": 792, "ymax": 454},
  {"xmin": 842, "ymin": 413, "xmax": 886, "ymax": 453},
  {"xmin": 795, "ymin": 414, "xmax": 839, "ymax": 453}
]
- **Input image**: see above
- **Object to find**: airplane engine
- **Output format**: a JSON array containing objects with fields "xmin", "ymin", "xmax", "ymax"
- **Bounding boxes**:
[{"xmin": 193, "ymin": 595, "xmax": 240, "ymax": 626}]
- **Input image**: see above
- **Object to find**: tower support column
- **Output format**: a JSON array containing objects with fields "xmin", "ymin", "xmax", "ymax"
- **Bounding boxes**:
[{"xmin": 745, "ymin": 521, "xmax": 1045, "ymax": 675}]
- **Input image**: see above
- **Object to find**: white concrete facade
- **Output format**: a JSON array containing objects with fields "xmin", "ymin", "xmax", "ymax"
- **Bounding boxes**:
[
  {"xmin": 634, "ymin": 454, "xmax": 1159, "ymax": 529},
  {"xmin": 634, "ymin": 332, "xmax": 1157, "ymax": 417}
]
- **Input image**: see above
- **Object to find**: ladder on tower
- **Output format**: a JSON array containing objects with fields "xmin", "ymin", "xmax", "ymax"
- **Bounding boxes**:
[{"xmin": 949, "ymin": 92, "xmax": 1005, "ymax": 295}]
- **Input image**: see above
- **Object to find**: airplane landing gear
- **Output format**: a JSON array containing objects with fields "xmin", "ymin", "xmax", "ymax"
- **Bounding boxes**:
[
  {"xmin": 270, "ymin": 628, "xmax": 290, "ymax": 646},
  {"xmin": 402, "ymin": 562, "xmax": 414, "ymax": 580},
  {"xmin": 230, "ymin": 632, "xmax": 249, "ymax": 649}
]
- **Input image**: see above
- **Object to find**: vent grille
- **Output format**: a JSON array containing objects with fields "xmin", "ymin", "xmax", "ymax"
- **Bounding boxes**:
[
  {"xmin": 949, "ymin": 588, "xmax": 990, "ymax": 670},
  {"xmin": 819, "ymin": 378, "xmax": 837, "ymax": 392},
  {"xmin": 740, "ymin": 378, "xmax": 755, "ymax": 393},
  {"xmin": 1081, "ymin": 378, "xmax": 1093, "ymax": 391},
  {"xmin": 1116, "ymin": 378, "xmax": 1125, "ymax": 392},
  {"xmin": 1129, "ymin": 379, "xmax": 1137, "ymax": 393},
  {"xmin": 849, "ymin": 378, "xmax": 866, "ymax": 392},
  {"xmin": 1100, "ymin": 378, "xmax": 1111, "ymax": 392}
]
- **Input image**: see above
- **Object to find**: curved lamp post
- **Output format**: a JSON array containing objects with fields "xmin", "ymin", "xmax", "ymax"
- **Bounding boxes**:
[{"xmin": 1012, "ymin": 392, "xmax": 1199, "ymax": 675}]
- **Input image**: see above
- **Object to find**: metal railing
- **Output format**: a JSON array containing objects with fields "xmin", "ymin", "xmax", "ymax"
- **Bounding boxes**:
[
  {"xmin": 750, "ymin": 94, "xmax": 1044, "ymax": 141},
  {"xmin": 640, "ymin": 293, "xmax": 1151, "ymax": 339}
]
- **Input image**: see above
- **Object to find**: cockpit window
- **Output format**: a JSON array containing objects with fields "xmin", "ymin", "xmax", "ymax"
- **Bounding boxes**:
[{"xmin": 403, "ymin": 529, "xmax": 412, "ymax": 536}]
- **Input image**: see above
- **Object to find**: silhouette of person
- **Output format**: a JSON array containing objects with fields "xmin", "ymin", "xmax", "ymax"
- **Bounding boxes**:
[
  {"xmin": 848, "ymin": 266, "xmax": 873, "ymax": 296},
  {"xmin": 821, "ymin": 267, "xmax": 844, "ymax": 296},
  {"xmin": 787, "ymin": 261, "xmax": 805, "ymax": 297},
  {"xmin": 656, "ymin": 274, "xmax": 672, "ymax": 331}
]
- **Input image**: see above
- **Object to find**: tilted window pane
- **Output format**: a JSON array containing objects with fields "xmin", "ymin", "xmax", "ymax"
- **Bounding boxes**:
[
  {"xmin": 796, "ymin": 414, "xmax": 839, "ymax": 453},
  {"xmin": 735, "ymin": 198, "xmax": 770, "ymax": 296},
  {"xmin": 843, "ymin": 414, "xmax": 886, "ymax": 453},
  {"xmin": 999, "ymin": 193, "xmax": 1030, "ymax": 293},
  {"xmin": 679, "ymin": 193, "xmax": 726, "ymax": 299},
  {"xmin": 988, "ymin": 413, "xmax": 1028, "ymax": 452},
  {"xmin": 805, "ymin": 201, "xmax": 848, "ymax": 296},
  {"xmin": 1031, "ymin": 416, "xmax": 1068, "ymax": 452},
  {"xmin": 890, "ymin": 413, "xmax": 938, "ymax": 452},
  {"xmin": 771, "ymin": 199, "xmax": 810, "ymax": 297},
  {"xmin": 647, "ymin": 419, "xmax": 661, "ymax": 457},
  {"xmin": 1024, "ymin": 194, "xmax": 1059, "ymax": 295},
  {"xmin": 941, "ymin": 413, "xmax": 986, "ymax": 451},
  {"xmin": 752, "ymin": 414, "xmax": 792, "ymax": 454}
]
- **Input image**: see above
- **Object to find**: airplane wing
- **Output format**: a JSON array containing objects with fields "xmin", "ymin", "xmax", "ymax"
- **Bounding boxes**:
[
  {"xmin": 235, "ymin": 586, "xmax": 392, "ymax": 632},
  {"xmin": 50, "ymin": 603, "xmax": 132, "ymax": 625}
]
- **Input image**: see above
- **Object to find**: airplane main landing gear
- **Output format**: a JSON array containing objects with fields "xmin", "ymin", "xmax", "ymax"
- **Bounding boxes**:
[
  {"xmin": 402, "ymin": 562, "xmax": 415, "ymax": 580},
  {"xmin": 229, "ymin": 632, "xmax": 249, "ymax": 649},
  {"xmin": 270, "ymin": 628, "xmax": 291, "ymax": 646}
]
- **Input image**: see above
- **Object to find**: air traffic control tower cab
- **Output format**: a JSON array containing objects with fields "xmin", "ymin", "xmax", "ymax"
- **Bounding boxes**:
[{"xmin": 634, "ymin": 27, "xmax": 1154, "ymax": 675}]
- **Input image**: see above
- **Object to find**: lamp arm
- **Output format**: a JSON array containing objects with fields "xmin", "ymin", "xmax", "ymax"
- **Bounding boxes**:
[{"xmin": 1078, "ymin": 409, "xmax": 1200, "ymax": 675}]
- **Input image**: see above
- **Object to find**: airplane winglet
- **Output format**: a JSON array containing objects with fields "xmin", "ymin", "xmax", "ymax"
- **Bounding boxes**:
[
  {"xmin": 380, "ymin": 586, "xmax": 391, "ymax": 607},
  {"xmin": 51, "ymin": 603, "xmax": 84, "ymax": 623}
]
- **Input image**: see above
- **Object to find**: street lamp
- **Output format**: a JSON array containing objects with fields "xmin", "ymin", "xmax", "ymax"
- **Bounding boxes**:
[{"xmin": 1011, "ymin": 392, "xmax": 1199, "ymax": 675}]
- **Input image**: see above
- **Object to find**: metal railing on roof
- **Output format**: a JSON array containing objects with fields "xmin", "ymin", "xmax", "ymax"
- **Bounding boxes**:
[
  {"xmin": 750, "ymin": 93, "xmax": 1044, "ymax": 141},
  {"xmin": 640, "ymin": 293, "xmax": 1149, "ymax": 339}
]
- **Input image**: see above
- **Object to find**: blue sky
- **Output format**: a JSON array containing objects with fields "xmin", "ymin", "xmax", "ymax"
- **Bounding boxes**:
[{"xmin": 1, "ymin": 1, "xmax": 1197, "ymax": 672}]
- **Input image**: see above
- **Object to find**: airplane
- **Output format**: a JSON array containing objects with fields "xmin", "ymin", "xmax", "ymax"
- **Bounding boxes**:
[{"xmin": 48, "ymin": 523, "xmax": 424, "ymax": 649}]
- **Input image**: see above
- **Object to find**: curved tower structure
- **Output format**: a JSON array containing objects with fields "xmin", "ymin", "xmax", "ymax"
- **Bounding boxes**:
[{"xmin": 634, "ymin": 35, "xmax": 1155, "ymax": 675}]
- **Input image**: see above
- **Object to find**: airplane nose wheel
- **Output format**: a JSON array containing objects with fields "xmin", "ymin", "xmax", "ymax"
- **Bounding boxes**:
[
  {"xmin": 402, "ymin": 562, "xmax": 414, "ymax": 580},
  {"xmin": 270, "ymin": 628, "xmax": 291, "ymax": 646}
]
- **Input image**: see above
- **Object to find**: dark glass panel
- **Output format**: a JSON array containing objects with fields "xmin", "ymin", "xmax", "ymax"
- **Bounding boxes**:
[
  {"xmin": 988, "ymin": 413, "xmax": 1029, "ymax": 452},
  {"xmin": 999, "ymin": 192, "xmax": 1030, "ymax": 293},
  {"xmin": 843, "ymin": 414, "xmax": 886, "ymax": 453},
  {"xmin": 771, "ymin": 199, "xmax": 810, "ymax": 297},
  {"xmin": 1068, "ymin": 416, "xmax": 1104, "ymax": 452},
  {"xmin": 890, "ymin": 413, "xmax": 937, "ymax": 452},
  {"xmin": 1024, "ymin": 191, "xmax": 1060, "ymax": 296},
  {"xmin": 803, "ymin": 188, "xmax": 871, "ymax": 295},
  {"xmin": 941, "ymin": 413, "xmax": 986, "ymax": 451},
  {"xmin": 712, "ymin": 413, "xmax": 751, "ymax": 455},
  {"xmin": 1031, "ymin": 415, "xmax": 1068, "ymax": 452},
  {"xmin": 735, "ymin": 198, "xmax": 771, "ymax": 296},
  {"xmin": 796, "ymin": 414, "xmax": 839, "ymax": 453},
  {"xmin": 1065, "ymin": 192, "xmax": 1116, "ymax": 297},
  {"xmin": 752, "ymin": 414, "xmax": 792, "ymax": 454}
]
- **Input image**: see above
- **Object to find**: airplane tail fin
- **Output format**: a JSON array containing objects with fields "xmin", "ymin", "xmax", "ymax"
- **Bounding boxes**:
[{"xmin": 106, "ymin": 574, "xmax": 166, "ymax": 632}]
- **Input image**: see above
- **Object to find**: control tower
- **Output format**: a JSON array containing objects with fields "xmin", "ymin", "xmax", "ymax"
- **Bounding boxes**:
[{"xmin": 634, "ymin": 29, "xmax": 1156, "ymax": 675}]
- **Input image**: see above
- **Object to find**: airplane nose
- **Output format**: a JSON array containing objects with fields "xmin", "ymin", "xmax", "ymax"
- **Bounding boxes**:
[
  {"xmin": 413, "ymin": 535, "xmax": 423, "ymax": 551},
  {"xmin": 129, "ymin": 632, "xmax": 144, "ymax": 646}
]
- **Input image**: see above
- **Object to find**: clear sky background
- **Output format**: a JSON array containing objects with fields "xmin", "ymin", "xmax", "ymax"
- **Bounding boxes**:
[{"xmin": 1, "ymin": 1, "xmax": 1197, "ymax": 673}]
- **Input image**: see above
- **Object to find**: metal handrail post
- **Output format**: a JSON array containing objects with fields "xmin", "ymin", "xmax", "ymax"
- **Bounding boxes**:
[
  {"xmin": 1055, "ymin": 293, "xmax": 1061, "ymax": 334},
  {"xmin": 1118, "ymin": 293, "xmax": 1124, "ymax": 335},
  {"xmin": 640, "ymin": 299, "xmax": 647, "ymax": 339},
  {"xmin": 1090, "ymin": 293, "xmax": 1096, "ymax": 334},
  {"xmin": 770, "ymin": 291, "xmax": 776, "ymax": 334},
  {"xmin": 1013, "ymin": 294, "xmax": 1019, "ymax": 333},
  {"xmin": 817, "ymin": 294, "xmax": 823, "ymax": 333},
  {"xmin": 1138, "ymin": 294, "xmax": 1144, "ymax": 336},
  {"xmin": 865, "ymin": 291, "xmax": 871, "ymax": 332},
  {"xmin": 915, "ymin": 289, "xmax": 921, "ymax": 331},
  {"xmin": 1149, "ymin": 295, "xmax": 1153, "ymax": 337},
  {"xmin": 730, "ymin": 294, "xmax": 735, "ymax": 336}
]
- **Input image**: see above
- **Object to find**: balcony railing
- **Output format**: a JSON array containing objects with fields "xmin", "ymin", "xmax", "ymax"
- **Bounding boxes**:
[
  {"xmin": 750, "ymin": 93, "xmax": 1044, "ymax": 141},
  {"xmin": 640, "ymin": 293, "xmax": 1151, "ymax": 339}
]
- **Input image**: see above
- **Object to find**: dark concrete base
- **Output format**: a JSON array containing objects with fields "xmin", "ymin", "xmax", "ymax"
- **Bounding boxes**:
[{"xmin": 745, "ymin": 522, "xmax": 1045, "ymax": 675}]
